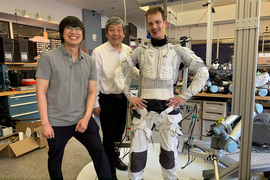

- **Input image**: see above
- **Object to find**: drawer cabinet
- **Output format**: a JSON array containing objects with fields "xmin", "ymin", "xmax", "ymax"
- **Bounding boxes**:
[
  {"xmin": 203, "ymin": 101, "xmax": 227, "ymax": 112},
  {"xmin": 9, "ymin": 93, "xmax": 37, "ymax": 105},
  {"xmin": 0, "ymin": 93, "xmax": 40, "ymax": 120},
  {"xmin": 202, "ymin": 110, "xmax": 227, "ymax": 120},
  {"xmin": 202, "ymin": 100, "xmax": 228, "ymax": 120},
  {"xmin": 202, "ymin": 99, "xmax": 229, "ymax": 139}
]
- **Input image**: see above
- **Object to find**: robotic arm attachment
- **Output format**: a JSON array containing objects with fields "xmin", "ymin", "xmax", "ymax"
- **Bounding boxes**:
[{"xmin": 207, "ymin": 103, "xmax": 263, "ymax": 153}]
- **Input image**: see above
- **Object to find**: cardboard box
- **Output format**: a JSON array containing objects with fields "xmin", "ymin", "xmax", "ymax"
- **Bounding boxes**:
[
  {"xmin": 0, "ymin": 132, "xmax": 39, "ymax": 157},
  {"xmin": 0, "ymin": 121, "xmax": 48, "ymax": 157},
  {"xmin": 258, "ymin": 53, "xmax": 270, "ymax": 65},
  {"xmin": 33, "ymin": 127, "xmax": 48, "ymax": 148},
  {"xmin": 16, "ymin": 121, "xmax": 41, "ymax": 133},
  {"xmin": 16, "ymin": 121, "xmax": 48, "ymax": 148}
]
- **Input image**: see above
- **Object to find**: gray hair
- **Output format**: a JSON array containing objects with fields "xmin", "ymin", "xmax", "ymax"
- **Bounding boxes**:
[{"xmin": 105, "ymin": 16, "xmax": 125, "ymax": 34}]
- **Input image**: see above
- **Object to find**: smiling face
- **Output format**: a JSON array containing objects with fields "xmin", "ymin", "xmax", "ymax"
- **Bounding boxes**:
[
  {"xmin": 147, "ymin": 12, "xmax": 167, "ymax": 40},
  {"xmin": 62, "ymin": 26, "xmax": 83, "ymax": 47},
  {"xmin": 106, "ymin": 23, "xmax": 125, "ymax": 48}
]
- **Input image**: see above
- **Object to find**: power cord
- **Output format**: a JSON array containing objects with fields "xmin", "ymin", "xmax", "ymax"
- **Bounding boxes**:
[{"xmin": 181, "ymin": 105, "xmax": 198, "ymax": 169}]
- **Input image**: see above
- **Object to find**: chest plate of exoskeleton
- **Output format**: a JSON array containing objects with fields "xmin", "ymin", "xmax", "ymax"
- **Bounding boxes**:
[{"xmin": 141, "ymin": 45, "xmax": 177, "ymax": 81}]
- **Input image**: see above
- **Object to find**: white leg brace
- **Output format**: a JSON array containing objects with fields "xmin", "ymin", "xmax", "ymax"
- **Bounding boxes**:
[
  {"xmin": 158, "ymin": 112, "xmax": 182, "ymax": 180},
  {"xmin": 128, "ymin": 108, "xmax": 182, "ymax": 180}
]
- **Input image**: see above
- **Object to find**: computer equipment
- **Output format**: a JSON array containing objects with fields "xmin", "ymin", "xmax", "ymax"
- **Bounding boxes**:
[
  {"xmin": 13, "ymin": 39, "xmax": 29, "ymax": 63},
  {"xmin": 128, "ymin": 22, "xmax": 137, "ymax": 38},
  {"xmin": 0, "ymin": 32, "xmax": 8, "ymax": 38},
  {"xmin": 0, "ymin": 37, "xmax": 13, "ymax": 63},
  {"xmin": 28, "ymin": 40, "xmax": 37, "ymax": 63},
  {"xmin": 21, "ymin": 70, "xmax": 35, "ymax": 79},
  {"xmin": 8, "ymin": 70, "xmax": 25, "ymax": 87}
]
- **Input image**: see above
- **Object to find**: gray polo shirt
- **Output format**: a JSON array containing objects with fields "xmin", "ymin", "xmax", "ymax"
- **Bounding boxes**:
[{"xmin": 36, "ymin": 44, "xmax": 97, "ymax": 126}]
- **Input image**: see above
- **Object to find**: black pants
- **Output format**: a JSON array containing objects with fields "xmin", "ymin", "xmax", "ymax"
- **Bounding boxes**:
[
  {"xmin": 99, "ymin": 94, "xmax": 127, "ymax": 174},
  {"xmin": 47, "ymin": 117, "xmax": 112, "ymax": 180}
]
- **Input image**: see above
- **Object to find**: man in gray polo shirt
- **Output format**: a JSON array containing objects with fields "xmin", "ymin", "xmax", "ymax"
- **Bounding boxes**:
[{"xmin": 36, "ymin": 16, "xmax": 112, "ymax": 180}]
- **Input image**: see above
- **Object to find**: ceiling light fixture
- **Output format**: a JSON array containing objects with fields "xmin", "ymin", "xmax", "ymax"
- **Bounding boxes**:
[
  {"xmin": 48, "ymin": 15, "xmax": 54, "ymax": 22},
  {"xmin": 15, "ymin": 9, "xmax": 54, "ymax": 22},
  {"xmin": 23, "ymin": 9, "xmax": 29, "ymax": 17},
  {"xmin": 140, "ymin": 6, "xmax": 149, "ymax": 11},
  {"xmin": 36, "ymin": 12, "xmax": 42, "ymax": 20}
]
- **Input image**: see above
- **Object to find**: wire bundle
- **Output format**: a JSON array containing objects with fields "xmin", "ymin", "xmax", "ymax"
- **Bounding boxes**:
[{"xmin": 181, "ymin": 105, "xmax": 198, "ymax": 169}]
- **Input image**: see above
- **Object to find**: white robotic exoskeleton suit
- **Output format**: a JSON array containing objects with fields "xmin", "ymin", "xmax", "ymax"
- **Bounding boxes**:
[{"xmin": 114, "ymin": 43, "xmax": 209, "ymax": 180}]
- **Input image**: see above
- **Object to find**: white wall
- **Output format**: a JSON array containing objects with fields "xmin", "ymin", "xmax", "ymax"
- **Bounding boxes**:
[
  {"xmin": 101, "ymin": 16, "xmax": 110, "ymax": 28},
  {"xmin": 175, "ymin": 2, "xmax": 270, "ymax": 27},
  {"xmin": 137, "ymin": 27, "xmax": 147, "ymax": 39},
  {"xmin": 0, "ymin": 0, "xmax": 82, "ymax": 23},
  {"xmin": 171, "ymin": 19, "xmax": 270, "ymax": 41},
  {"xmin": 168, "ymin": 2, "xmax": 270, "ymax": 41}
]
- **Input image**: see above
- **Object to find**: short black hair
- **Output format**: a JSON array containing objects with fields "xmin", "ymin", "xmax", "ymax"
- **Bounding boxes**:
[{"xmin": 59, "ymin": 16, "xmax": 85, "ymax": 43}]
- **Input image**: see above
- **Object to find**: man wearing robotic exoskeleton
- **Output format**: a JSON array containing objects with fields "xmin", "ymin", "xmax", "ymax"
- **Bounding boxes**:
[{"xmin": 114, "ymin": 6, "xmax": 209, "ymax": 180}]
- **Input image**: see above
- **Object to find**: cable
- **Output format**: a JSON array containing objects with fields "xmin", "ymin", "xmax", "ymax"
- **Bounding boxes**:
[
  {"xmin": 120, "ymin": 148, "xmax": 129, "ymax": 160},
  {"xmin": 180, "ymin": 0, "xmax": 183, "ymax": 31},
  {"xmin": 180, "ymin": 111, "xmax": 193, "ymax": 121},
  {"xmin": 84, "ymin": 11, "xmax": 95, "ymax": 27},
  {"xmin": 117, "ymin": 128, "xmax": 127, "ymax": 150},
  {"xmin": 117, "ymin": 105, "xmax": 132, "ymax": 150},
  {"xmin": 167, "ymin": 2, "xmax": 236, "ymax": 32},
  {"xmin": 15, "ymin": 12, "xmax": 19, "ymax": 38},
  {"xmin": 181, "ymin": 104, "xmax": 198, "ymax": 169},
  {"xmin": 181, "ymin": 145, "xmax": 196, "ymax": 169},
  {"xmin": 168, "ymin": 11, "xmax": 177, "ymax": 20},
  {"xmin": 263, "ymin": 121, "xmax": 270, "ymax": 132},
  {"xmin": 123, "ymin": 0, "xmax": 126, "ymax": 34},
  {"xmin": 167, "ymin": 10, "xmax": 208, "ymax": 32},
  {"xmin": 116, "ymin": 103, "xmax": 132, "ymax": 160}
]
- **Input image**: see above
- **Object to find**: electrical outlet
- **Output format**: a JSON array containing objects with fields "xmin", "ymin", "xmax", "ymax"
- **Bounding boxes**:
[{"xmin": 264, "ymin": 25, "xmax": 270, "ymax": 32}]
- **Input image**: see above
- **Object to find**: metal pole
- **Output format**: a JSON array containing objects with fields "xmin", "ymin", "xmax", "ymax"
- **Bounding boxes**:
[
  {"xmin": 164, "ymin": 0, "xmax": 167, "ymax": 20},
  {"xmin": 213, "ymin": 157, "xmax": 220, "ymax": 180},
  {"xmin": 217, "ymin": 25, "xmax": 220, "ymax": 60},
  {"xmin": 164, "ymin": 0, "xmax": 167, "ymax": 38},
  {"xmin": 206, "ymin": 0, "xmax": 214, "ymax": 66},
  {"xmin": 232, "ymin": 0, "xmax": 261, "ymax": 179}
]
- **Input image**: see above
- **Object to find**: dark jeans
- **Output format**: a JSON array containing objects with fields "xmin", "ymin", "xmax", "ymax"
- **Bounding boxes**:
[
  {"xmin": 47, "ymin": 117, "xmax": 112, "ymax": 180},
  {"xmin": 99, "ymin": 93, "xmax": 127, "ymax": 174}
]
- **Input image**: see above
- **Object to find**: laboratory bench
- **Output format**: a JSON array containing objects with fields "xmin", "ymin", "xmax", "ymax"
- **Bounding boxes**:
[
  {"xmin": 0, "ymin": 89, "xmax": 36, "ymax": 97},
  {"xmin": 194, "ymin": 92, "xmax": 270, "ymax": 101}
]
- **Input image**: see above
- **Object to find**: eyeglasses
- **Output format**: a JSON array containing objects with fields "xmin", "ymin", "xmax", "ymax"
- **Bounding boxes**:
[{"xmin": 64, "ymin": 25, "xmax": 83, "ymax": 32}]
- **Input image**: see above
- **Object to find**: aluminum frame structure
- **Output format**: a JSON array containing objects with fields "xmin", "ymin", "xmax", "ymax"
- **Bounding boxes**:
[
  {"xmin": 206, "ymin": 0, "xmax": 214, "ymax": 66},
  {"xmin": 232, "ymin": 0, "xmax": 261, "ymax": 179}
]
